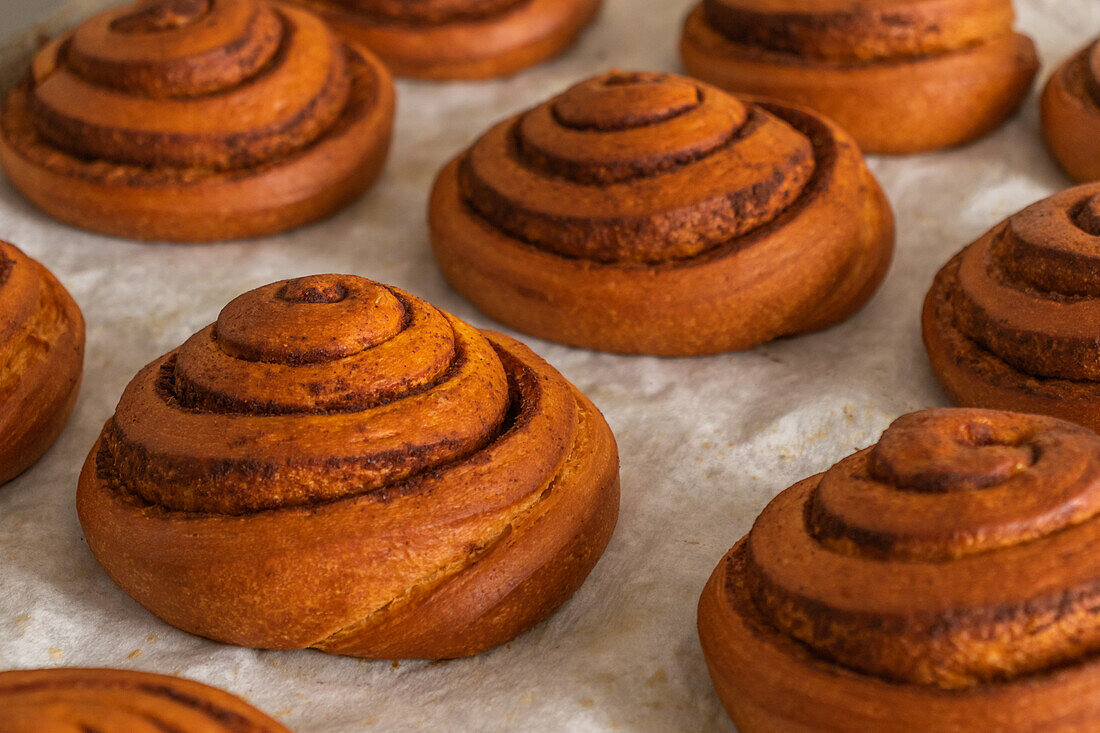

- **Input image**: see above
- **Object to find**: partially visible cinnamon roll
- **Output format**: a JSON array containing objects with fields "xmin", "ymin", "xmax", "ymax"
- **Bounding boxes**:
[
  {"xmin": 1042, "ymin": 37, "xmax": 1100, "ymax": 182},
  {"xmin": 0, "ymin": 0, "xmax": 395, "ymax": 241},
  {"xmin": 0, "ymin": 240, "xmax": 84, "ymax": 487},
  {"xmin": 78, "ymin": 274, "xmax": 619, "ymax": 659},
  {"xmin": 0, "ymin": 668, "xmax": 288, "ymax": 732},
  {"xmin": 284, "ymin": 0, "xmax": 601, "ymax": 79},
  {"xmin": 430, "ymin": 70, "xmax": 894, "ymax": 355},
  {"xmin": 681, "ymin": 0, "xmax": 1038, "ymax": 154},
  {"xmin": 700, "ymin": 408, "xmax": 1100, "ymax": 731},
  {"xmin": 924, "ymin": 184, "xmax": 1100, "ymax": 431}
]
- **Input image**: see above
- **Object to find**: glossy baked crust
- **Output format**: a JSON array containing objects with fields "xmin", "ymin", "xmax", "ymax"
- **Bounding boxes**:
[
  {"xmin": 699, "ymin": 408, "xmax": 1100, "ymax": 731},
  {"xmin": 0, "ymin": 0, "xmax": 395, "ymax": 242},
  {"xmin": 681, "ymin": 0, "xmax": 1038, "ymax": 154},
  {"xmin": 0, "ymin": 240, "xmax": 84, "ymax": 487},
  {"xmin": 285, "ymin": 0, "xmax": 601, "ymax": 79},
  {"xmin": 923, "ymin": 184, "xmax": 1100, "ymax": 430},
  {"xmin": 0, "ymin": 667, "xmax": 288, "ymax": 732},
  {"xmin": 1042, "ymin": 38, "xmax": 1100, "ymax": 182},
  {"xmin": 77, "ymin": 274, "xmax": 619, "ymax": 659},
  {"xmin": 429, "ymin": 70, "xmax": 894, "ymax": 356}
]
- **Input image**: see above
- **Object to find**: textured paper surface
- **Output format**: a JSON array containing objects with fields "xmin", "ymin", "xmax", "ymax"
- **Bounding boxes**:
[{"xmin": 1, "ymin": 1, "xmax": 1098, "ymax": 730}]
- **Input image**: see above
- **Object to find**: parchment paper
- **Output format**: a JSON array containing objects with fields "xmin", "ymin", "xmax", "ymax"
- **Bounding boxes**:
[{"xmin": 2, "ymin": 1, "xmax": 1098, "ymax": 730}]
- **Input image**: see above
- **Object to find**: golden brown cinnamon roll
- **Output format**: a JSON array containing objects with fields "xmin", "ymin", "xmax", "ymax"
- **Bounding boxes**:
[
  {"xmin": 429, "ymin": 71, "xmax": 894, "ymax": 356},
  {"xmin": 700, "ymin": 408, "xmax": 1100, "ymax": 731},
  {"xmin": 77, "ymin": 274, "xmax": 619, "ymax": 659},
  {"xmin": 0, "ymin": 667, "xmax": 288, "ymax": 732},
  {"xmin": 681, "ymin": 0, "xmax": 1038, "ymax": 154},
  {"xmin": 0, "ymin": 0, "xmax": 394, "ymax": 242},
  {"xmin": 0, "ymin": 240, "xmax": 84, "ymax": 487},
  {"xmin": 924, "ymin": 185, "xmax": 1100, "ymax": 431},
  {"xmin": 283, "ymin": 0, "xmax": 601, "ymax": 79},
  {"xmin": 1042, "ymin": 37, "xmax": 1100, "ymax": 182}
]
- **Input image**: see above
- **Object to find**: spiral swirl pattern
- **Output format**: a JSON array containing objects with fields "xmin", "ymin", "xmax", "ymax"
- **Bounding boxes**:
[
  {"xmin": 0, "ymin": 0, "xmax": 394, "ymax": 241},
  {"xmin": 78, "ymin": 274, "xmax": 619, "ymax": 659},
  {"xmin": 33, "ymin": 0, "xmax": 345, "ymax": 169},
  {"xmin": 431, "ymin": 70, "xmax": 894, "ymax": 355},
  {"xmin": 924, "ymin": 185, "xmax": 1100, "ymax": 431},
  {"xmin": 0, "ymin": 241, "xmax": 84, "ymax": 487},
  {"xmin": 699, "ymin": 408, "xmax": 1100, "ymax": 730},
  {"xmin": 460, "ymin": 71, "xmax": 812, "ymax": 264},
  {"xmin": 681, "ymin": 0, "xmax": 1038, "ymax": 154},
  {"xmin": 1042, "ymin": 38, "xmax": 1100, "ymax": 182},
  {"xmin": 0, "ymin": 668, "xmax": 288, "ymax": 733},
  {"xmin": 287, "ymin": 0, "xmax": 600, "ymax": 79}
]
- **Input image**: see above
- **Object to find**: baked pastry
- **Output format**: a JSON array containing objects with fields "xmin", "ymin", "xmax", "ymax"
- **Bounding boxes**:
[
  {"xmin": 78, "ymin": 274, "xmax": 619, "ymax": 659},
  {"xmin": 283, "ymin": 0, "xmax": 601, "ymax": 79},
  {"xmin": 681, "ymin": 0, "xmax": 1039, "ymax": 154},
  {"xmin": 923, "ymin": 184, "xmax": 1100, "ymax": 431},
  {"xmin": 0, "ymin": 667, "xmax": 288, "ymax": 732},
  {"xmin": 699, "ymin": 407, "xmax": 1100, "ymax": 731},
  {"xmin": 0, "ymin": 0, "xmax": 395, "ymax": 242},
  {"xmin": 429, "ymin": 71, "xmax": 894, "ymax": 356},
  {"xmin": 1042, "ymin": 37, "xmax": 1100, "ymax": 182},
  {"xmin": 0, "ymin": 240, "xmax": 84, "ymax": 486}
]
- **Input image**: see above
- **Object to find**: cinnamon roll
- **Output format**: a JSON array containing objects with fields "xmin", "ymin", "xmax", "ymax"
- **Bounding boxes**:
[
  {"xmin": 681, "ymin": 0, "xmax": 1038, "ymax": 154},
  {"xmin": 924, "ymin": 184, "xmax": 1100, "ymax": 431},
  {"xmin": 0, "ymin": 0, "xmax": 395, "ymax": 241},
  {"xmin": 429, "ymin": 70, "xmax": 894, "ymax": 355},
  {"xmin": 77, "ymin": 274, "xmax": 619, "ymax": 659},
  {"xmin": 0, "ymin": 240, "xmax": 84, "ymax": 486},
  {"xmin": 700, "ymin": 408, "xmax": 1100, "ymax": 731},
  {"xmin": 1042, "ymin": 37, "xmax": 1100, "ymax": 182}
]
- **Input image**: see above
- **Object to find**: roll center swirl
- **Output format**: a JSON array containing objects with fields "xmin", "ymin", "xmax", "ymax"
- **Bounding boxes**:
[
  {"xmin": 870, "ymin": 411, "xmax": 1036, "ymax": 493},
  {"xmin": 1073, "ymin": 193, "xmax": 1100, "ymax": 236},
  {"xmin": 551, "ymin": 72, "xmax": 703, "ymax": 130},
  {"xmin": 216, "ymin": 275, "xmax": 405, "ymax": 364},
  {"xmin": 807, "ymin": 409, "xmax": 1100, "ymax": 562},
  {"xmin": 280, "ymin": 277, "xmax": 349, "ymax": 304}
]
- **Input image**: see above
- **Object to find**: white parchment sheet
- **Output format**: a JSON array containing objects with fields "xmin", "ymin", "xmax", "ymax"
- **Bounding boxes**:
[{"xmin": 2, "ymin": 1, "xmax": 1099, "ymax": 730}]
